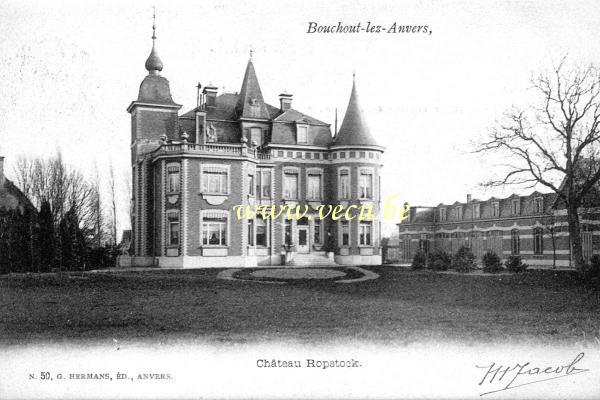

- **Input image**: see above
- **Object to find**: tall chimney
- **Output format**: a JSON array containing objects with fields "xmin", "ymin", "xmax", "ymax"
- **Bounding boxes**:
[
  {"xmin": 196, "ymin": 82, "xmax": 202, "ymax": 109},
  {"xmin": 203, "ymin": 85, "xmax": 218, "ymax": 108},
  {"xmin": 279, "ymin": 92, "xmax": 293, "ymax": 112},
  {"xmin": 466, "ymin": 194, "xmax": 472, "ymax": 203}
]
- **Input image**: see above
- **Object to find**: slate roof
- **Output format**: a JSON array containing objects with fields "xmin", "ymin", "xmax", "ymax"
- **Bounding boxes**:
[
  {"xmin": 137, "ymin": 74, "xmax": 178, "ymax": 105},
  {"xmin": 274, "ymin": 108, "xmax": 328, "ymax": 125},
  {"xmin": 235, "ymin": 60, "xmax": 271, "ymax": 120},
  {"xmin": 181, "ymin": 95, "xmax": 325, "ymax": 125},
  {"xmin": 334, "ymin": 80, "xmax": 378, "ymax": 146},
  {"xmin": 178, "ymin": 60, "xmax": 333, "ymax": 145}
]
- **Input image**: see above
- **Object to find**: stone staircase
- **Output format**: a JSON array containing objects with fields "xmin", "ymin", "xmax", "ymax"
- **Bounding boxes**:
[{"xmin": 288, "ymin": 251, "xmax": 338, "ymax": 267}]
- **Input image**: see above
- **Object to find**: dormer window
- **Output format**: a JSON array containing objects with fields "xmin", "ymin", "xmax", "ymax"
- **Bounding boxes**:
[
  {"xmin": 439, "ymin": 207, "xmax": 447, "ymax": 221},
  {"xmin": 297, "ymin": 125, "xmax": 308, "ymax": 144},
  {"xmin": 473, "ymin": 203, "xmax": 481, "ymax": 219},
  {"xmin": 250, "ymin": 127, "xmax": 264, "ymax": 146},
  {"xmin": 456, "ymin": 206, "xmax": 463, "ymax": 220},
  {"xmin": 534, "ymin": 197, "xmax": 544, "ymax": 213},
  {"xmin": 511, "ymin": 198, "xmax": 521, "ymax": 215},
  {"xmin": 492, "ymin": 201, "xmax": 500, "ymax": 217}
]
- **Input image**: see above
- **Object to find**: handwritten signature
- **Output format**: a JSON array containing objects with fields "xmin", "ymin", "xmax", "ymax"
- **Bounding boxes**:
[{"xmin": 476, "ymin": 352, "xmax": 589, "ymax": 396}]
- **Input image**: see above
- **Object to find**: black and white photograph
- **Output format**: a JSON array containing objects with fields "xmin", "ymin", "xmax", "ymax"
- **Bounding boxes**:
[{"xmin": 1, "ymin": 0, "xmax": 600, "ymax": 398}]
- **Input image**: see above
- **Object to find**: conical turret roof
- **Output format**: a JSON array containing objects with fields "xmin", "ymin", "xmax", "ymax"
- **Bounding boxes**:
[
  {"xmin": 334, "ymin": 78, "xmax": 378, "ymax": 146},
  {"xmin": 236, "ymin": 59, "xmax": 270, "ymax": 120}
]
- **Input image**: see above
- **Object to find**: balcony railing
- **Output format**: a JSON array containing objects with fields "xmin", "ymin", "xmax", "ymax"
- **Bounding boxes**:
[{"xmin": 154, "ymin": 142, "xmax": 271, "ymax": 160}]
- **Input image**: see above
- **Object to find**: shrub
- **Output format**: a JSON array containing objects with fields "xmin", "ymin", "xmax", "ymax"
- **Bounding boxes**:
[
  {"xmin": 482, "ymin": 250, "xmax": 503, "ymax": 273},
  {"xmin": 411, "ymin": 250, "xmax": 427, "ymax": 270},
  {"xmin": 505, "ymin": 255, "xmax": 528, "ymax": 273},
  {"xmin": 583, "ymin": 254, "xmax": 600, "ymax": 280},
  {"xmin": 452, "ymin": 246, "xmax": 476, "ymax": 273},
  {"xmin": 427, "ymin": 249, "xmax": 451, "ymax": 271}
]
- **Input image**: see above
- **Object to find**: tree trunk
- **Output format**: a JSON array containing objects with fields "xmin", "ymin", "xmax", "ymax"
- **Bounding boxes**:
[{"xmin": 567, "ymin": 204, "xmax": 585, "ymax": 271}]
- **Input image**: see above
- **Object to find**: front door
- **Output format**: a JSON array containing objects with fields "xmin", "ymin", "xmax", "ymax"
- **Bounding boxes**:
[{"xmin": 297, "ymin": 226, "xmax": 310, "ymax": 253}]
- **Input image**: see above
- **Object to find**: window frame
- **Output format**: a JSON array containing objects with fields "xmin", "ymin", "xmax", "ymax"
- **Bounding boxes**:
[
  {"xmin": 439, "ymin": 207, "xmax": 447, "ymax": 222},
  {"xmin": 248, "ymin": 173, "xmax": 255, "ymax": 197},
  {"xmin": 358, "ymin": 167, "xmax": 375, "ymax": 200},
  {"xmin": 533, "ymin": 227, "xmax": 544, "ymax": 255},
  {"xmin": 257, "ymin": 169, "xmax": 272, "ymax": 199},
  {"xmin": 200, "ymin": 210, "xmax": 229, "ymax": 247},
  {"xmin": 534, "ymin": 197, "xmax": 544, "ymax": 214},
  {"xmin": 511, "ymin": 198, "xmax": 521, "ymax": 215},
  {"xmin": 306, "ymin": 167, "xmax": 324, "ymax": 201},
  {"xmin": 200, "ymin": 164, "xmax": 230, "ymax": 195},
  {"xmin": 296, "ymin": 124, "xmax": 308, "ymax": 144},
  {"xmin": 282, "ymin": 166, "xmax": 301, "ymax": 200},
  {"xmin": 340, "ymin": 220, "xmax": 350, "ymax": 247},
  {"xmin": 473, "ymin": 203, "xmax": 481, "ymax": 219},
  {"xmin": 338, "ymin": 167, "xmax": 351, "ymax": 200},
  {"xmin": 491, "ymin": 201, "xmax": 500, "ymax": 217},
  {"xmin": 166, "ymin": 163, "xmax": 181, "ymax": 194},
  {"xmin": 359, "ymin": 221, "xmax": 373, "ymax": 246},
  {"xmin": 510, "ymin": 228, "xmax": 520, "ymax": 255},
  {"xmin": 456, "ymin": 206, "xmax": 463, "ymax": 220},
  {"xmin": 167, "ymin": 210, "xmax": 180, "ymax": 247}
]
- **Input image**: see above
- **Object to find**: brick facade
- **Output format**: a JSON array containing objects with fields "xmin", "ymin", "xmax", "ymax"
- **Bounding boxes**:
[
  {"xmin": 398, "ymin": 192, "xmax": 600, "ymax": 269},
  {"xmin": 125, "ymin": 33, "xmax": 385, "ymax": 268}
]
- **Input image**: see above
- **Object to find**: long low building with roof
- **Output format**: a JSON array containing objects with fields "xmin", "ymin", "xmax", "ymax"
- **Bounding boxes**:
[{"xmin": 397, "ymin": 191, "xmax": 600, "ymax": 269}]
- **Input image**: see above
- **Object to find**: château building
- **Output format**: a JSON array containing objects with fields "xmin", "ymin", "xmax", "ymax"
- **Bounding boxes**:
[{"xmin": 126, "ymin": 24, "xmax": 385, "ymax": 268}]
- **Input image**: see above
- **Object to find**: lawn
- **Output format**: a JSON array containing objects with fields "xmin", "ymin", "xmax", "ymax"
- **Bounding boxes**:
[{"xmin": 1, "ymin": 267, "xmax": 600, "ymax": 346}]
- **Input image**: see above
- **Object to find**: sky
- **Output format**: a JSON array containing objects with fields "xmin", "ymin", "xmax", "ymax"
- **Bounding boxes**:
[{"xmin": 1, "ymin": 0, "xmax": 600, "ymax": 237}]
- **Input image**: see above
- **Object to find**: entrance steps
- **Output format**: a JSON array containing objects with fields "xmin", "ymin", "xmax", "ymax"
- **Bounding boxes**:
[{"xmin": 288, "ymin": 251, "xmax": 337, "ymax": 267}]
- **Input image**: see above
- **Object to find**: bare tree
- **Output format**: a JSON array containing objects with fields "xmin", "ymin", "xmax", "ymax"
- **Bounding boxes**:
[
  {"xmin": 475, "ymin": 58, "xmax": 600, "ymax": 272},
  {"xmin": 13, "ymin": 153, "xmax": 98, "ymax": 237},
  {"xmin": 107, "ymin": 160, "xmax": 118, "ymax": 246}
]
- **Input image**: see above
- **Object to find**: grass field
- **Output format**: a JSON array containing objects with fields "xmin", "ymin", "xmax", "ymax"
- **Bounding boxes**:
[{"xmin": 1, "ymin": 267, "xmax": 600, "ymax": 346}]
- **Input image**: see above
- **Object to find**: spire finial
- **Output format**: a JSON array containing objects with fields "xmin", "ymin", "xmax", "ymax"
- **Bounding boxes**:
[
  {"xmin": 152, "ymin": 6, "xmax": 156, "ymax": 41},
  {"xmin": 249, "ymin": 48, "xmax": 253, "ymax": 61},
  {"xmin": 352, "ymin": 70, "xmax": 356, "ymax": 82},
  {"xmin": 144, "ymin": 6, "xmax": 163, "ymax": 74}
]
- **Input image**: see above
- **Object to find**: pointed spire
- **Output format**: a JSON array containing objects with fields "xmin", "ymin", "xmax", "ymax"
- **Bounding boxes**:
[
  {"xmin": 334, "ymin": 75, "xmax": 378, "ymax": 146},
  {"xmin": 236, "ymin": 58, "xmax": 270, "ymax": 119},
  {"xmin": 145, "ymin": 7, "xmax": 163, "ymax": 74}
]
